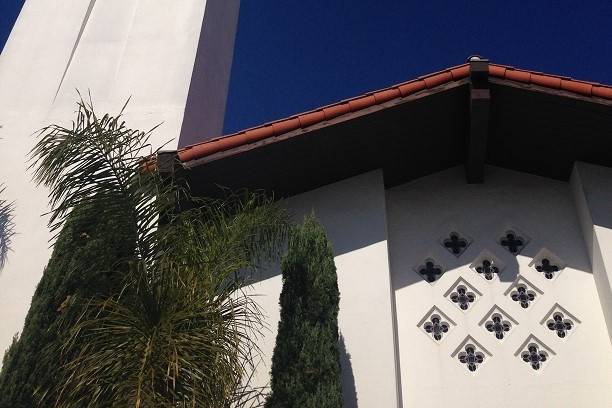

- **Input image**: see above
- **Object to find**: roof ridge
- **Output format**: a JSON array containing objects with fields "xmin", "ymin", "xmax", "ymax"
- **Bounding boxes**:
[{"xmin": 178, "ymin": 62, "xmax": 612, "ymax": 163}]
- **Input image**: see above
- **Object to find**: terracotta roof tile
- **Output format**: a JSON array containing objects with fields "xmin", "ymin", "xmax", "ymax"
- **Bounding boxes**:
[
  {"xmin": 504, "ymin": 69, "xmax": 531, "ymax": 83},
  {"xmin": 245, "ymin": 126, "xmax": 274, "ymax": 143},
  {"xmin": 397, "ymin": 80, "xmax": 426, "ymax": 97},
  {"xmin": 373, "ymin": 88, "xmax": 401, "ymax": 104},
  {"xmin": 423, "ymin": 71, "xmax": 453, "ymax": 88},
  {"xmin": 560, "ymin": 79, "xmax": 592, "ymax": 96},
  {"xmin": 298, "ymin": 111, "xmax": 325, "ymax": 128},
  {"xmin": 178, "ymin": 61, "xmax": 612, "ymax": 163},
  {"xmin": 272, "ymin": 117, "xmax": 300, "ymax": 134},
  {"xmin": 348, "ymin": 95, "xmax": 376, "ymax": 112},
  {"xmin": 488, "ymin": 65, "xmax": 506, "ymax": 77},
  {"xmin": 531, "ymin": 73, "xmax": 561, "ymax": 89},
  {"xmin": 450, "ymin": 65, "xmax": 470, "ymax": 80},
  {"xmin": 593, "ymin": 85, "xmax": 612, "ymax": 99},
  {"xmin": 323, "ymin": 104, "xmax": 351, "ymax": 120},
  {"xmin": 488, "ymin": 63, "xmax": 612, "ymax": 100}
]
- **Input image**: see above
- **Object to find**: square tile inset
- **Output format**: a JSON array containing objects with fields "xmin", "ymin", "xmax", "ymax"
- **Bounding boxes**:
[
  {"xmin": 444, "ymin": 277, "xmax": 482, "ymax": 312},
  {"xmin": 439, "ymin": 231, "xmax": 472, "ymax": 257},
  {"xmin": 540, "ymin": 303, "xmax": 580, "ymax": 340},
  {"xmin": 478, "ymin": 305, "xmax": 519, "ymax": 341},
  {"xmin": 529, "ymin": 248, "xmax": 566, "ymax": 281},
  {"xmin": 470, "ymin": 249, "xmax": 506, "ymax": 282},
  {"xmin": 414, "ymin": 258, "xmax": 446, "ymax": 284},
  {"xmin": 416, "ymin": 306, "xmax": 456, "ymax": 343}
]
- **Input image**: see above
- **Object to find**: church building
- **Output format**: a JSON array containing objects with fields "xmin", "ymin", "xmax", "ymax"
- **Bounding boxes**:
[
  {"xmin": 1, "ymin": 2, "xmax": 612, "ymax": 407},
  {"xmin": 168, "ymin": 57, "xmax": 612, "ymax": 407}
]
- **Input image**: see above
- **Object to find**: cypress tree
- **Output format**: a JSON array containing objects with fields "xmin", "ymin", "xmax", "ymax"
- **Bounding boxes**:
[
  {"xmin": 0, "ymin": 202, "xmax": 134, "ymax": 407},
  {"xmin": 266, "ymin": 216, "xmax": 343, "ymax": 408}
]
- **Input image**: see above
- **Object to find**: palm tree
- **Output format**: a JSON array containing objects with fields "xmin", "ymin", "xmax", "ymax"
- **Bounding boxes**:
[{"xmin": 29, "ymin": 96, "xmax": 288, "ymax": 407}]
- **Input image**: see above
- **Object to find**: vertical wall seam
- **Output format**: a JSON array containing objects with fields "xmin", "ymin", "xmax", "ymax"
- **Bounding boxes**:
[
  {"xmin": 382, "ymin": 186, "xmax": 403, "ymax": 408},
  {"xmin": 52, "ymin": 0, "xmax": 97, "ymax": 102},
  {"xmin": 569, "ymin": 164, "xmax": 594, "ymax": 266}
]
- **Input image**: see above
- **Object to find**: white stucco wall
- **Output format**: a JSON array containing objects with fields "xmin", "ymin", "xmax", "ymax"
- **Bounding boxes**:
[
  {"xmin": 249, "ymin": 170, "xmax": 399, "ymax": 408},
  {"xmin": 387, "ymin": 166, "xmax": 612, "ymax": 408},
  {"xmin": 249, "ymin": 165, "xmax": 612, "ymax": 407},
  {"xmin": 571, "ymin": 161, "xmax": 612, "ymax": 341},
  {"xmin": 0, "ymin": 0, "xmax": 238, "ymax": 356}
]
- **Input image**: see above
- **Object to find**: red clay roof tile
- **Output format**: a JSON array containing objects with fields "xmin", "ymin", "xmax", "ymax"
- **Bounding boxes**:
[
  {"xmin": 323, "ymin": 104, "xmax": 351, "ymax": 120},
  {"xmin": 177, "ymin": 61, "xmax": 612, "ymax": 163},
  {"xmin": 397, "ymin": 80, "xmax": 427, "ymax": 97},
  {"xmin": 450, "ymin": 65, "xmax": 470, "ymax": 80},
  {"xmin": 272, "ymin": 117, "xmax": 300, "ymax": 135},
  {"xmin": 531, "ymin": 73, "xmax": 561, "ymax": 89},
  {"xmin": 488, "ymin": 65, "xmax": 506, "ymax": 77},
  {"xmin": 593, "ymin": 86, "xmax": 612, "ymax": 99},
  {"xmin": 298, "ymin": 111, "xmax": 325, "ymax": 128},
  {"xmin": 504, "ymin": 69, "xmax": 531, "ymax": 83},
  {"xmin": 560, "ymin": 79, "xmax": 592, "ymax": 96},
  {"xmin": 424, "ymin": 71, "xmax": 453, "ymax": 88},
  {"xmin": 373, "ymin": 88, "xmax": 401, "ymax": 104},
  {"xmin": 348, "ymin": 95, "xmax": 376, "ymax": 112},
  {"xmin": 245, "ymin": 126, "xmax": 274, "ymax": 143}
]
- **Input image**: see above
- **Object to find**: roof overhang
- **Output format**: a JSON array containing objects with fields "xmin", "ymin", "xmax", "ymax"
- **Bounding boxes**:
[{"xmin": 170, "ymin": 60, "xmax": 612, "ymax": 198}]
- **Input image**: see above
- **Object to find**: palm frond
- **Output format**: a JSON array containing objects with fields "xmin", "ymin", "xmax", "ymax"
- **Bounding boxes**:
[
  {"xmin": 30, "ymin": 96, "xmax": 290, "ymax": 407},
  {"xmin": 42, "ymin": 263, "xmax": 266, "ymax": 407},
  {"xmin": 30, "ymin": 93, "xmax": 171, "ymax": 265},
  {"xmin": 0, "ymin": 184, "xmax": 16, "ymax": 271}
]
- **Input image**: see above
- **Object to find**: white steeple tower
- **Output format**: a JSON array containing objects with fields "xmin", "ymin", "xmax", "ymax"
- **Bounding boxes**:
[{"xmin": 0, "ymin": 0, "xmax": 240, "ymax": 354}]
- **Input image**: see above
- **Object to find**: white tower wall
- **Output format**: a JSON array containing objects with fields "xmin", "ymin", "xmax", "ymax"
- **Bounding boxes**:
[{"xmin": 0, "ymin": 0, "xmax": 239, "ymax": 355}]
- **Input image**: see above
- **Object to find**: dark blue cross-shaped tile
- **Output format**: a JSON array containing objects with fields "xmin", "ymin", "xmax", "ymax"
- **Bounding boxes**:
[
  {"xmin": 458, "ymin": 346, "xmax": 485, "ymax": 372},
  {"xmin": 511, "ymin": 286, "xmax": 535, "ymax": 309},
  {"xmin": 450, "ymin": 286, "xmax": 476, "ymax": 310},
  {"xmin": 424, "ymin": 316, "xmax": 450, "ymax": 341},
  {"xmin": 442, "ymin": 233, "xmax": 469, "ymax": 256},
  {"xmin": 418, "ymin": 261, "xmax": 443, "ymax": 283},
  {"xmin": 485, "ymin": 315, "xmax": 511, "ymax": 340},
  {"xmin": 547, "ymin": 314, "xmax": 573, "ymax": 338},
  {"xmin": 500, "ymin": 232, "xmax": 525, "ymax": 255},
  {"xmin": 536, "ymin": 258, "xmax": 559, "ymax": 279},
  {"xmin": 476, "ymin": 259, "xmax": 499, "ymax": 280},
  {"xmin": 521, "ymin": 345, "xmax": 547, "ymax": 370}
]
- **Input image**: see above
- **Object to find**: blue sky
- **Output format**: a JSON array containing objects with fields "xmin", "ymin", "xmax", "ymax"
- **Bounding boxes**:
[{"xmin": 2, "ymin": 1, "xmax": 611, "ymax": 135}]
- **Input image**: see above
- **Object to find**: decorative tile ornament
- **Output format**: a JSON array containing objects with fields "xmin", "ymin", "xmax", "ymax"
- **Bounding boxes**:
[
  {"xmin": 469, "ymin": 250, "xmax": 505, "ymax": 282},
  {"xmin": 424, "ymin": 316, "xmax": 449, "ymax": 340},
  {"xmin": 450, "ymin": 287, "xmax": 475, "ymax": 310},
  {"xmin": 417, "ymin": 306, "xmax": 456, "ymax": 343},
  {"xmin": 529, "ymin": 248, "xmax": 566, "ymax": 281},
  {"xmin": 414, "ymin": 258, "xmax": 445, "ymax": 283},
  {"xmin": 486, "ymin": 315, "xmax": 511, "ymax": 339},
  {"xmin": 511, "ymin": 286, "xmax": 536, "ymax": 309},
  {"xmin": 515, "ymin": 335, "xmax": 555, "ymax": 372},
  {"xmin": 504, "ymin": 276, "xmax": 543, "ymax": 310},
  {"xmin": 540, "ymin": 304, "xmax": 580, "ymax": 340},
  {"xmin": 477, "ymin": 260, "xmax": 499, "ymax": 280},
  {"xmin": 499, "ymin": 229, "xmax": 529, "ymax": 255},
  {"xmin": 547, "ymin": 314, "xmax": 573, "ymax": 338},
  {"xmin": 478, "ymin": 305, "xmax": 519, "ymax": 341},
  {"xmin": 459, "ymin": 346, "xmax": 484, "ymax": 372},
  {"xmin": 440, "ymin": 231, "xmax": 471, "ymax": 257},
  {"xmin": 451, "ymin": 335, "xmax": 492, "ymax": 373},
  {"xmin": 444, "ymin": 277, "xmax": 482, "ymax": 312},
  {"xmin": 521, "ymin": 344, "xmax": 548, "ymax": 370}
]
